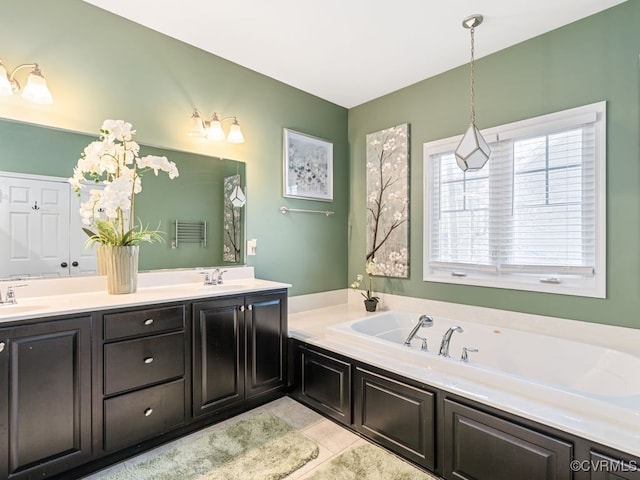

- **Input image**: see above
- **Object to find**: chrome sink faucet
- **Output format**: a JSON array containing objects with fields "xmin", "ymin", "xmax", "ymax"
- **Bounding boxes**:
[
  {"xmin": 201, "ymin": 269, "xmax": 228, "ymax": 286},
  {"xmin": 404, "ymin": 315, "xmax": 434, "ymax": 347},
  {"xmin": 0, "ymin": 284, "xmax": 27, "ymax": 305},
  {"xmin": 438, "ymin": 326, "xmax": 463, "ymax": 357}
]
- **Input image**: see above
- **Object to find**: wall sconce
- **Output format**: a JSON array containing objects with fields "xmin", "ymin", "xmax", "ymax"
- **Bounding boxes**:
[
  {"xmin": 188, "ymin": 109, "xmax": 245, "ymax": 144},
  {"xmin": 0, "ymin": 59, "xmax": 53, "ymax": 104},
  {"xmin": 454, "ymin": 14, "xmax": 490, "ymax": 172}
]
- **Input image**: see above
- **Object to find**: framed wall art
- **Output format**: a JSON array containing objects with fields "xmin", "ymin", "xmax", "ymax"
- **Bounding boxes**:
[
  {"xmin": 283, "ymin": 128, "xmax": 333, "ymax": 201},
  {"xmin": 365, "ymin": 123, "xmax": 410, "ymax": 278}
]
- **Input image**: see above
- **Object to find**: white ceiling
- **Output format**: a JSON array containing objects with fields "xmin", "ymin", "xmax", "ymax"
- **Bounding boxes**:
[{"xmin": 83, "ymin": 0, "xmax": 625, "ymax": 108}]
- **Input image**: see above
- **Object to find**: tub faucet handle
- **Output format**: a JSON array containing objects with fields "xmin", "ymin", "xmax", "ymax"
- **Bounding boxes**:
[{"xmin": 461, "ymin": 347, "xmax": 478, "ymax": 363}]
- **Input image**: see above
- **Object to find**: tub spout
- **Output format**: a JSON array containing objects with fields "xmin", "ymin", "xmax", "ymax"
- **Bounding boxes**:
[
  {"xmin": 404, "ymin": 315, "xmax": 434, "ymax": 347},
  {"xmin": 439, "ymin": 326, "xmax": 463, "ymax": 357}
]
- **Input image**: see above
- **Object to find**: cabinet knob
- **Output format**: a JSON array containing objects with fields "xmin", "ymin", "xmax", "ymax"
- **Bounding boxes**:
[
  {"xmin": 60, "ymin": 262, "xmax": 68, "ymax": 268},
  {"xmin": 0, "ymin": 342, "xmax": 5, "ymax": 353},
  {"xmin": 239, "ymin": 305, "xmax": 245, "ymax": 312},
  {"xmin": 144, "ymin": 408, "xmax": 153, "ymax": 417},
  {"xmin": 248, "ymin": 305, "xmax": 253, "ymax": 311},
  {"xmin": 72, "ymin": 261, "xmax": 79, "ymax": 267},
  {"xmin": 144, "ymin": 357, "xmax": 154, "ymax": 364},
  {"xmin": 143, "ymin": 318, "xmax": 154, "ymax": 326}
]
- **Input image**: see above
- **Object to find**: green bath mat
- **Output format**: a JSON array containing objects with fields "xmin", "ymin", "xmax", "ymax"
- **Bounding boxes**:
[
  {"xmin": 307, "ymin": 443, "xmax": 438, "ymax": 480},
  {"xmin": 98, "ymin": 412, "xmax": 319, "ymax": 480}
]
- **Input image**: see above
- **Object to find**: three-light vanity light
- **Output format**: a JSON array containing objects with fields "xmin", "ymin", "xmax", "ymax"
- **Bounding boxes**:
[
  {"xmin": 188, "ymin": 109, "xmax": 245, "ymax": 144},
  {"xmin": 0, "ymin": 58, "xmax": 53, "ymax": 104}
]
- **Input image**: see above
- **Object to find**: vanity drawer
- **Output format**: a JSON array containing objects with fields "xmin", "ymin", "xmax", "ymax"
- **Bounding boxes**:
[
  {"xmin": 104, "ymin": 332, "xmax": 185, "ymax": 395},
  {"xmin": 104, "ymin": 305, "xmax": 185, "ymax": 340},
  {"xmin": 103, "ymin": 379, "xmax": 185, "ymax": 452}
]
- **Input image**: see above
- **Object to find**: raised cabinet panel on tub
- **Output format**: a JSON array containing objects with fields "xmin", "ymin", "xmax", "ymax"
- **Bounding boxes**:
[
  {"xmin": 0, "ymin": 316, "xmax": 92, "ymax": 480},
  {"xmin": 590, "ymin": 452, "xmax": 640, "ymax": 480},
  {"xmin": 354, "ymin": 367, "xmax": 436, "ymax": 471},
  {"xmin": 444, "ymin": 399, "xmax": 573, "ymax": 480},
  {"xmin": 293, "ymin": 344, "xmax": 352, "ymax": 426}
]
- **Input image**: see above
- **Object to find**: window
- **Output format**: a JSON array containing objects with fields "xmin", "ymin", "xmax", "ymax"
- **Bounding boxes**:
[{"xmin": 423, "ymin": 102, "xmax": 606, "ymax": 298}]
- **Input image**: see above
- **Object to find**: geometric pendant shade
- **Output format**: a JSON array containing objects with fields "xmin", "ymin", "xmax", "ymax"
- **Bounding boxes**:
[{"xmin": 455, "ymin": 122, "xmax": 491, "ymax": 171}]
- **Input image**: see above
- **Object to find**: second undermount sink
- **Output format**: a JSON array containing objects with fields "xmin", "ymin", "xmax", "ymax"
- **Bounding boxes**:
[
  {"xmin": 0, "ymin": 304, "xmax": 47, "ymax": 316},
  {"xmin": 198, "ymin": 284, "xmax": 249, "ymax": 292}
]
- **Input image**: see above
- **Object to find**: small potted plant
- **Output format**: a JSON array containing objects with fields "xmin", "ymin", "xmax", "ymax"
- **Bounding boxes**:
[{"xmin": 351, "ymin": 260, "xmax": 380, "ymax": 312}]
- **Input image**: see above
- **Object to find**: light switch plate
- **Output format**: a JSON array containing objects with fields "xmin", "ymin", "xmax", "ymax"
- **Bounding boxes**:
[{"xmin": 247, "ymin": 239, "xmax": 257, "ymax": 256}]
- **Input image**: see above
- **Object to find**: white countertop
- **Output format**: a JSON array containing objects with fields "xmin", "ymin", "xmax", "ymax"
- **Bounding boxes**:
[{"xmin": 0, "ymin": 268, "xmax": 289, "ymax": 323}]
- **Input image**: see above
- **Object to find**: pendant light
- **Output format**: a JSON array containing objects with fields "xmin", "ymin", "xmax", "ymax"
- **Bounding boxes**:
[{"xmin": 454, "ymin": 14, "xmax": 490, "ymax": 172}]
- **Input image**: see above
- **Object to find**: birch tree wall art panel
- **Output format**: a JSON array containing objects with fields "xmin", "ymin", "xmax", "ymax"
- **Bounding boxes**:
[
  {"xmin": 366, "ymin": 123, "xmax": 410, "ymax": 278},
  {"xmin": 223, "ymin": 174, "xmax": 245, "ymax": 263},
  {"xmin": 283, "ymin": 128, "xmax": 333, "ymax": 201}
]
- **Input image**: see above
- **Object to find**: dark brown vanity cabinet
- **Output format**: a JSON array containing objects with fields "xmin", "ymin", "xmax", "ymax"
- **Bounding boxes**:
[
  {"xmin": 100, "ymin": 304, "xmax": 187, "ymax": 452},
  {"xmin": 443, "ymin": 399, "xmax": 573, "ymax": 480},
  {"xmin": 0, "ymin": 316, "xmax": 92, "ymax": 480},
  {"xmin": 354, "ymin": 367, "xmax": 436, "ymax": 471},
  {"xmin": 192, "ymin": 290, "xmax": 287, "ymax": 418}
]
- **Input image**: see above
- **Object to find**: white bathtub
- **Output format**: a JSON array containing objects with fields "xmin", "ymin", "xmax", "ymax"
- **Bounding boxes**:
[{"xmin": 325, "ymin": 310, "xmax": 640, "ymax": 456}]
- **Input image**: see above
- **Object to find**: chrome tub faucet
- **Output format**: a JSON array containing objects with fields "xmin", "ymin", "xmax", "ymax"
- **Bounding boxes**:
[
  {"xmin": 439, "ymin": 326, "xmax": 463, "ymax": 357},
  {"xmin": 404, "ymin": 315, "xmax": 434, "ymax": 349}
]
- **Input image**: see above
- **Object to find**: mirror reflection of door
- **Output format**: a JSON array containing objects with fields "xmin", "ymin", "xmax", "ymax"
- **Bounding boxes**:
[{"xmin": 0, "ymin": 172, "xmax": 98, "ymax": 278}]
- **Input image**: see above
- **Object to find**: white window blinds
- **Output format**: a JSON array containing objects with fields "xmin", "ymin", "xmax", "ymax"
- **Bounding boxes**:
[{"xmin": 424, "ymin": 102, "xmax": 606, "ymax": 298}]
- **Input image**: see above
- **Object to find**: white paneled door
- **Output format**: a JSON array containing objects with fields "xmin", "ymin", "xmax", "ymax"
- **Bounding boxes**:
[{"xmin": 0, "ymin": 173, "xmax": 98, "ymax": 278}]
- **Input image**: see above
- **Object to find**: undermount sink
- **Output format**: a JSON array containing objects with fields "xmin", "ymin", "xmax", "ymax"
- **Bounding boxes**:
[
  {"xmin": 0, "ymin": 304, "xmax": 46, "ymax": 315},
  {"xmin": 198, "ymin": 284, "xmax": 249, "ymax": 291}
]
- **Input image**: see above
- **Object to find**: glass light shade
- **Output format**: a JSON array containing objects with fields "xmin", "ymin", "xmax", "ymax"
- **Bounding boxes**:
[
  {"xmin": 21, "ymin": 70, "xmax": 53, "ymax": 104},
  {"xmin": 455, "ymin": 123, "xmax": 491, "ymax": 171},
  {"xmin": 206, "ymin": 119, "xmax": 226, "ymax": 141},
  {"xmin": 226, "ymin": 121, "xmax": 245, "ymax": 144},
  {"xmin": 0, "ymin": 64, "xmax": 13, "ymax": 96},
  {"xmin": 229, "ymin": 185, "xmax": 246, "ymax": 207},
  {"xmin": 187, "ymin": 112, "xmax": 206, "ymax": 137}
]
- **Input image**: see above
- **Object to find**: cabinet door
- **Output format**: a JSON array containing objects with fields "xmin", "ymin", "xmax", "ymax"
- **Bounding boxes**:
[
  {"xmin": 444, "ymin": 399, "xmax": 573, "ymax": 480},
  {"xmin": 354, "ymin": 367, "xmax": 435, "ymax": 470},
  {"xmin": 294, "ymin": 344, "xmax": 352, "ymax": 425},
  {"xmin": 192, "ymin": 298, "xmax": 244, "ymax": 417},
  {"xmin": 590, "ymin": 452, "xmax": 640, "ymax": 480},
  {"xmin": 244, "ymin": 292, "xmax": 287, "ymax": 399},
  {"xmin": 0, "ymin": 316, "xmax": 92, "ymax": 480}
]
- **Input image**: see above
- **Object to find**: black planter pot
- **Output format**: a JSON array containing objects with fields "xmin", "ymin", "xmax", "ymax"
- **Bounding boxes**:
[{"xmin": 364, "ymin": 299, "xmax": 378, "ymax": 312}]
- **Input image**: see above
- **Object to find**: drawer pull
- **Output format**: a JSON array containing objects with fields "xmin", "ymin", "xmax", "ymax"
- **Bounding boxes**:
[
  {"xmin": 144, "ymin": 357, "xmax": 154, "ymax": 364},
  {"xmin": 144, "ymin": 408, "xmax": 153, "ymax": 417},
  {"xmin": 143, "ymin": 318, "xmax": 154, "ymax": 326}
]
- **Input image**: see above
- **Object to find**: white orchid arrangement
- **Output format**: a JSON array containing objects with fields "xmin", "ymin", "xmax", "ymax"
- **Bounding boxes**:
[
  {"xmin": 350, "ymin": 259, "xmax": 380, "ymax": 302},
  {"xmin": 69, "ymin": 119, "xmax": 179, "ymax": 246}
]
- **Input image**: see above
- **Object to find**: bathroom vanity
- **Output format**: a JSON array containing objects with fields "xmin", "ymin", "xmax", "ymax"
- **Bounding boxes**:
[{"xmin": 0, "ymin": 271, "xmax": 288, "ymax": 480}]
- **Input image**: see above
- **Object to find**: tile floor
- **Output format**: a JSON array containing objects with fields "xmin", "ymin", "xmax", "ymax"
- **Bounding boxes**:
[{"xmin": 82, "ymin": 396, "xmax": 433, "ymax": 479}]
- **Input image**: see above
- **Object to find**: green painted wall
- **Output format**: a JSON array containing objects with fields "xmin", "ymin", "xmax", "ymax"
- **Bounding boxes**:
[
  {"xmin": 0, "ymin": 0, "xmax": 349, "ymax": 295},
  {"xmin": 348, "ymin": 1, "xmax": 640, "ymax": 328}
]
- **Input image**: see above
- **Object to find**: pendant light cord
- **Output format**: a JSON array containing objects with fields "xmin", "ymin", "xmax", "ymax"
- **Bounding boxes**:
[{"xmin": 469, "ymin": 25, "xmax": 476, "ymax": 125}]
